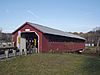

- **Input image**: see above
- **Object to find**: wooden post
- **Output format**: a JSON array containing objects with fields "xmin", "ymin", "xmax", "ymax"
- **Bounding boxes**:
[
  {"xmin": 12, "ymin": 49, "xmax": 16, "ymax": 56},
  {"xmin": 35, "ymin": 48, "xmax": 38, "ymax": 53},
  {"xmin": 20, "ymin": 49, "xmax": 23, "ymax": 55},
  {"xmin": 5, "ymin": 50, "xmax": 9, "ymax": 58},
  {"xmin": 24, "ymin": 49, "xmax": 27, "ymax": 55}
]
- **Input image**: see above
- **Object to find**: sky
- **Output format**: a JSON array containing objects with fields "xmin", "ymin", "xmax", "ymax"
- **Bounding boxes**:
[{"xmin": 0, "ymin": 0, "xmax": 100, "ymax": 33}]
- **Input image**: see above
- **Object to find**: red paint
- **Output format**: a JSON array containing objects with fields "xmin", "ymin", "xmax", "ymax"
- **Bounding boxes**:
[
  {"xmin": 12, "ymin": 22, "xmax": 85, "ymax": 53},
  {"xmin": 47, "ymin": 42, "xmax": 85, "ymax": 52},
  {"xmin": 12, "ymin": 22, "xmax": 43, "ymax": 52}
]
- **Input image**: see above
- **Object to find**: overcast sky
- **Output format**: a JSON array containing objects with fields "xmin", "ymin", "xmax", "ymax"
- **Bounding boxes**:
[{"xmin": 0, "ymin": 0, "xmax": 100, "ymax": 33}]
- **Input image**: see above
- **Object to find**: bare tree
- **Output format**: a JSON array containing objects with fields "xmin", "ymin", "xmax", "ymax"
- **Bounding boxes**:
[
  {"xmin": 96, "ymin": 38, "xmax": 100, "ymax": 54},
  {"xmin": 0, "ymin": 27, "xmax": 2, "ymax": 41}
]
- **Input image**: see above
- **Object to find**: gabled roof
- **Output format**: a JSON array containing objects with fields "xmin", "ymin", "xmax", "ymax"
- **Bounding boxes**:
[
  {"xmin": 27, "ymin": 22, "xmax": 85, "ymax": 40},
  {"xmin": 12, "ymin": 22, "xmax": 85, "ymax": 40}
]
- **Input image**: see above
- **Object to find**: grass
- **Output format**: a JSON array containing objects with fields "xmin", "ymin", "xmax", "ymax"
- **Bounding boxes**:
[
  {"xmin": 84, "ymin": 46, "xmax": 97, "ymax": 54},
  {"xmin": 0, "ymin": 53, "xmax": 100, "ymax": 75},
  {"xmin": 83, "ymin": 46, "xmax": 100, "ymax": 56}
]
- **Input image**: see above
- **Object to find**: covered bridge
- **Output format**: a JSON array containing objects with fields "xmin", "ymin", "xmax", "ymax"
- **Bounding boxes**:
[{"xmin": 12, "ymin": 22, "xmax": 85, "ymax": 53}]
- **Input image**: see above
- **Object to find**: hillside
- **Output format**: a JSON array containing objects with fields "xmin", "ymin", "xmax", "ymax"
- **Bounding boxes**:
[
  {"xmin": 70, "ymin": 27, "xmax": 100, "ymax": 46},
  {"xmin": 0, "ymin": 53, "xmax": 100, "ymax": 75},
  {"xmin": 0, "ymin": 32, "xmax": 12, "ymax": 42}
]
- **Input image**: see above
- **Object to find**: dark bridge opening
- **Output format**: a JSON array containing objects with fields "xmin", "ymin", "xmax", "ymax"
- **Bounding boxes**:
[{"xmin": 21, "ymin": 32, "xmax": 38, "ymax": 50}]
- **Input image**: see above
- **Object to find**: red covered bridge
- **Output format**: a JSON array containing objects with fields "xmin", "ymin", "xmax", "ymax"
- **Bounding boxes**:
[{"xmin": 12, "ymin": 22, "xmax": 85, "ymax": 53}]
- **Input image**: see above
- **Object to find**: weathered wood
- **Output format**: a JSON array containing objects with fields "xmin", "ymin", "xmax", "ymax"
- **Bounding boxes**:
[
  {"xmin": 0, "ymin": 47, "xmax": 14, "ymax": 51},
  {"xmin": 0, "ymin": 46, "xmax": 16, "ymax": 58},
  {"xmin": 12, "ymin": 49, "xmax": 16, "ymax": 56},
  {"xmin": 5, "ymin": 50, "xmax": 9, "ymax": 58}
]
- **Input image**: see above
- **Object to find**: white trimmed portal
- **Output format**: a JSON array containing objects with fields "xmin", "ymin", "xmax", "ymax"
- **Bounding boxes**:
[{"xmin": 19, "ymin": 31, "xmax": 39, "ymax": 55}]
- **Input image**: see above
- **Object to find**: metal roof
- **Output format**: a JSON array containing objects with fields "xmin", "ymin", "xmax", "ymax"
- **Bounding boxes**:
[{"xmin": 27, "ymin": 22, "xmax": 85, "ymax": 40}]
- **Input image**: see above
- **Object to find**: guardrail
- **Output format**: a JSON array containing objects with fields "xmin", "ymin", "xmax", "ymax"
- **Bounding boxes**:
[
  {"xmin": 0, "ymin": 42, "xmax": 16, "ymax": 58},
  {"xmin": 0, "ymin": 42, "xmax": 38, "ymax": 59},
  {"xmin": 0, "ymin": 42, "xmax": 14, "ymax": 48}
]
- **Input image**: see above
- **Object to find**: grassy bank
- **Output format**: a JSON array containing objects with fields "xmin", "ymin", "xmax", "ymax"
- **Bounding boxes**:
[
  {"xmin": 83, "ymin": 46, "xmax": 100, "ymax": 56},
  {"xmin": 0, "ymin": 53, "xmax": 100, "ymax": 75}
]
